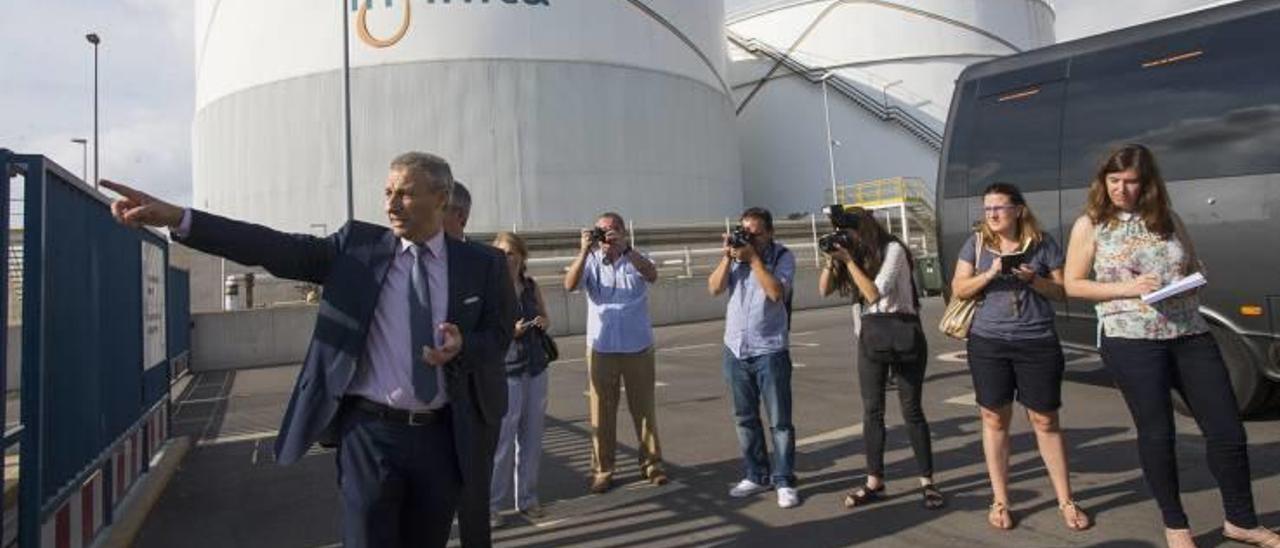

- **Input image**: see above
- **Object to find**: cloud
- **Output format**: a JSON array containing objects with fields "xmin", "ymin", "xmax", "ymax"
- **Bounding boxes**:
[{"xmin": 0, "ymin": 1, "xmax": 194, "ymax": 205}]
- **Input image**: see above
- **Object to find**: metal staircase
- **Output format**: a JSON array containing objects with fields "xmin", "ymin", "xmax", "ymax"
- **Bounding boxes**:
[{"xmin": 728, "ymin": 31, "xmax": 943, "ymax": 150}]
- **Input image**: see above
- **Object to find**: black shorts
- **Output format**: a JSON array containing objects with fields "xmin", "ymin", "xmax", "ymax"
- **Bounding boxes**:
[{"xmin": 966, "ymin": 334, "xmax": 1065, "ymax": 412}]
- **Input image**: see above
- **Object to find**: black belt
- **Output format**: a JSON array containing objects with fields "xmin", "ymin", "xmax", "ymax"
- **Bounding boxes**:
[{"xmin": 346, "ymin": 397, "xmax": 450, "ymax": 426}]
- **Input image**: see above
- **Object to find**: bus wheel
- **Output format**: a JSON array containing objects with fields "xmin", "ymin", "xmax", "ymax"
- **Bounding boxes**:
[{"xmin": 1175, "ymin": 324, "xmax": 1274, "ymax": 417}]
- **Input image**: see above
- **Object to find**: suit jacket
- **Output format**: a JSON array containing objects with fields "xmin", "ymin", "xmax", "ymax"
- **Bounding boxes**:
[{"xmin": 177, "ymin": 210, "xmax": 514, "ymax": 478}]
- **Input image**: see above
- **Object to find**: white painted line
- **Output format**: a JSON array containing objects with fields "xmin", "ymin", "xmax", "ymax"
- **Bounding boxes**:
[
  {"xmin": 790, "ymin": 342, "xmax": 820, "ymax": 348},
  {"xmin": 791, "ymin": 331, "xmax": 816, "ymax": 337},
  {"xmin": 534, "ymin": 518, "xmax": 569, "ymax": 528},
  {"xmin": 179, "ymin": 396, "xmax": 230, "ymax": 405},
  {"xmin": 796, "ymin": 423, "xmax": 863, "ymax": 448},
  {"xmin": 936, "ymin": 351, "xmax": 968, "ymax": 363},
  {"xmin": 581, "ymin": 381, "xmax": 668, "ymax": 397},
  {"xmin": 1065, "ymin": 353, "xmax": 1102, "ymax": 366},
  {"xmin": 944, "ymin": 392, "xmax": 977, "ymax": 406},
  {"xmin": 197, "ymin": 430, "xmax": 278, "ymax": 446},
  {"xmin": 793, "ymin": 362, "xmax": 807, "ymax": 368},
  {"xmin": 659, "ymin": 343, "xmax": 720, "ymax": 353}
]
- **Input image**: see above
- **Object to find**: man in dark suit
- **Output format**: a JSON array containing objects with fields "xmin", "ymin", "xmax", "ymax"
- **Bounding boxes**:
[
  {"xmin": 443, "ymin": 179, "xmax": 506, "ymax": 542},
  {"xmin": 101, "ymin": 151, "xmax": 513, "ymax": 548}
]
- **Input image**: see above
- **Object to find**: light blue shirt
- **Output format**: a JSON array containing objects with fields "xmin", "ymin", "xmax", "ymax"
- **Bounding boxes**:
[
  {"xmin": 347, "ymin": 231, "xmax": 451, "ymax": 411},
  {"xmin": 723, "ymin": 243, "xmax": 794, "ymax": 360},
  {"xmin": 581, "ymin": 250, "xmax": 653, "ymax": 353}
]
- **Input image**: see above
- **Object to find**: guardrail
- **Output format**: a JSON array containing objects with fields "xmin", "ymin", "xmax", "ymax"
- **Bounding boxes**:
[{"xmin": 1, "ymin": 150, "xmax": 185, "ymax": 548}]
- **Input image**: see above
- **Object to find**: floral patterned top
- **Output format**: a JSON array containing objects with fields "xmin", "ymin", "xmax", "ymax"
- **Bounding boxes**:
[{"xmin": 1094, "ymin": 212, "xmax": 1207, "ymax": 340}]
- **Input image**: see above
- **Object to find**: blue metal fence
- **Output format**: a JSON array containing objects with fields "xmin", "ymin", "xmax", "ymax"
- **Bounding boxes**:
[{"xmin": 0, "ymin": 150, "xmax": 186, "ymax": 548}]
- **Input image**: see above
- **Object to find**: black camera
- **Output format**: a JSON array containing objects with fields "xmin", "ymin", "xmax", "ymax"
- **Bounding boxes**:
[
  {"xmin": 728, "ymin": 226, "xmax": 753, "ymax": 248},
  {"xmin": 818, "ymin": 231, "xmax": 853, "ymax": 254},
  {"xmin": 588, "ymin": 227, "xmax": 608, "ymax": 244},
  {"xmin": 822, "ymin": 204, "xmax": 863, "ymax": 229}
]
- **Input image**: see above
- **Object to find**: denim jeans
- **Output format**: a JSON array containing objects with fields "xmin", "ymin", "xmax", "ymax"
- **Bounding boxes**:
[
  {"xmin": 722, "ymin": 347, "xmax": 796, "ymax": 488},
  {"xmin": 490, "ymin": 371, "xmax": 549, "ymax": 512}
]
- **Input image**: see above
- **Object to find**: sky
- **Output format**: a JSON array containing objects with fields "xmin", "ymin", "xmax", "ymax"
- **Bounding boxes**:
[{"xmin": 0, "ymin": 0, "xmax": 1238, "ymax": 207}]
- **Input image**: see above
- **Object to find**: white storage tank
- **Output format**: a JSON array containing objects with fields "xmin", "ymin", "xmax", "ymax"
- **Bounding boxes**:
[
  {"xmin": 194, "ymin": 0, "xmax": 742, "ymax": 232},
  {"xmin": 726, "ymin": 0, "xmax": 1055, "ymax": 216}
]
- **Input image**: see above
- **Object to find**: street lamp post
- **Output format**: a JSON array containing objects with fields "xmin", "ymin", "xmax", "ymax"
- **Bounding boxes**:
[
  {"xmin": 70, "ymin": 138, "xmax": 88, "ymax": 182},
  {"xmin": 85, "ymin": 33, "xmax": 100, "ymax": 190},
  {"xmin": 821, "ymin": 72, "xmax": 838, "ymax": 204}
]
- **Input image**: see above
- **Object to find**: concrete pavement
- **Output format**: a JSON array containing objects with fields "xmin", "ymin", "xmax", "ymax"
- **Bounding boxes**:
[{"xmin": 136, "ymin": 297, "xmax": 1280, "ymax": 547}]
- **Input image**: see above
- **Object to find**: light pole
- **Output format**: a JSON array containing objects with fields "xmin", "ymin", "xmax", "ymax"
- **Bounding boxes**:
[
  {"xmin": 86, "ymin": 33, "xmax": 100, "ymax": 190},
  {"xmin": 70, "ymin": 138, "xmax": 88, "ymax": 182},
  {"xmin": 821, "ymin": 72, "xmax": 838, "ymax": 204}
]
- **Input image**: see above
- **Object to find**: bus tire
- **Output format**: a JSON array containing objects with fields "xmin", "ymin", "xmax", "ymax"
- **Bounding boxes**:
[{"xmin": 1175, "ymin": 324, "xmax": 1272, "ymax": 417}]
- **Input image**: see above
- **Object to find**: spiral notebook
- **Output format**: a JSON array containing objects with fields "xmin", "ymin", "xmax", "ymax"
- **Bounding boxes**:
[{"xmin": 1141, "ymin": 272, "xmax": 1207, "ymax": 305}]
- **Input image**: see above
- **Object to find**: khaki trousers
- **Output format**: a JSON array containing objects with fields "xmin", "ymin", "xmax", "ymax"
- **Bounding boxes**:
[{"xmin": 586, "ymin": 346, "xmax": 664, "ymax": 479}]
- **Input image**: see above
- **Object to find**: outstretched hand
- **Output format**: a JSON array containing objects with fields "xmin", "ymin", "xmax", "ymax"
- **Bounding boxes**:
[
  {"xmin": 422, "ymin": 323, "xmax": 463, "ymax": 366},
  {"xmin": 100, "ymin": 179, "xmax": 184, "ymax": 229}
]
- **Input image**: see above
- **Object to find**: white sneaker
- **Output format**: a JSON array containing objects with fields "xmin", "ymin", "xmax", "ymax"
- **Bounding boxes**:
[
  {"xmin": 729, "ymin": 478, "xmax": 771, "ymax": 498},
  {"xmin": 777, "ymin": 487, "xmax": 799, "ymax": 509}
]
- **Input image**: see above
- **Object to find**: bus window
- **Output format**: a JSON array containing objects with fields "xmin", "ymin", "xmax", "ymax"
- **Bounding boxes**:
[
  {"xmin": 967, "ymin": 80, "xmax": 1065, "ymax": 196},
  {"xmin": 942, "ymin": 80, "xmax": 977, "ymax": 199},
  {"xmin": 1060, "ymin": 12, "xmax": 1280, "ymax": 188}
]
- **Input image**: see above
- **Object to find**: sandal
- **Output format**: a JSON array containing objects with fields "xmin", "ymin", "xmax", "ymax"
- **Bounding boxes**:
[
  {"xmin": 988, "ymin": 501, "xmax": 1014, "ymax": 530},
  {"xmin": 842, "ymin": 483, "xmax": 884, "ymax": 509},
  {"xmin": 1059, "ymin": 500, "xmax": 1091, "ymax": 531},
  {"xmin": 1224, "ymin": 524, "xmax": 1280, "ymax": 548},
  {"xmin": 921, "ymin": 484, "xmax": 946, "ymax": 510}
]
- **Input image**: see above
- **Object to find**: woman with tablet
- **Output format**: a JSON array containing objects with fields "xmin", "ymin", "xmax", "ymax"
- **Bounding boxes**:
[
  {"xmin": 949, "ymin": 182, "xmax": 1088, "ymax": 532},
  {"xmin": 1064, "ymin": 144, "xmax": 1280, "ymax": 548}
]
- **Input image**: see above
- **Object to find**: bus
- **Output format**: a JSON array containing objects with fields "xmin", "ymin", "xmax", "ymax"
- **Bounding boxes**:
[{"xmin": 936, "ymin": 0, "xmax": 1280, "ymax": 415}]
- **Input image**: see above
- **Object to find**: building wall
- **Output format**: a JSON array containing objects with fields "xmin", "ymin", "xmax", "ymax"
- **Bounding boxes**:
[{"xmin": 193, "ymin": 0, "xmax": 742, "ymax": 233}]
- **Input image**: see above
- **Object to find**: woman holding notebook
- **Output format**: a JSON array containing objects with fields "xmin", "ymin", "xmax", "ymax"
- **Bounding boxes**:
[
  {"xmin": 950, "ymin": 182, "xmax": 1089, "ymax": 532},
  {"xmin": 1064, "ymin": 144, "xmax": 1280, "ymax": 548}
]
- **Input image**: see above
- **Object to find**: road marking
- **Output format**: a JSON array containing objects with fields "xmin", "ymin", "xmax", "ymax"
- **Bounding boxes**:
[
  {"xmin": 796, "ymin": 423, "xmax": 863, "ymax": 448},
  {"xmin": 197, "ymin": 430, "xmax": 278, "ymax": 446},
  {"xmin": 793, "ymin": 362, "xmax": 807, "ymax": 368},
  {"xmin": 945, "ymin": 392, "xmax": 977, "ymax": 406},
  {"xmin": 790, "ymin": 342, "xmax": 820, "ymax": 348},
  {"xmin": 581, "ymin": 381, "xmax": 668, "ymax": 396},
  {"xmin": 660, "ymin": 343, "xmax": 720, "ymax": 353},
  {"xmin": 534, "ymin": 518, "xmax": 569, "ymax": 528},
  {"xmin": 791, "ymin": 331, "xmax": 816, "ymax": 337},
  {"xmin": 936, "ymin": 351, "xmax": 968, "ymax": 363}
]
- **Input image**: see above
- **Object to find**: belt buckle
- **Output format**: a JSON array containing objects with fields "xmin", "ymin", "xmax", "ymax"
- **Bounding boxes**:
[{"xmin": 407, "ymin": 411, "xmax": 426, "ymax": 426}]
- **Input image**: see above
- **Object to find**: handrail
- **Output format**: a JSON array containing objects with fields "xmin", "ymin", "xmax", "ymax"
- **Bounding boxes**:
[{"xmin": 729, "ymin": 32, "xmax": 943, "ymax": 149}]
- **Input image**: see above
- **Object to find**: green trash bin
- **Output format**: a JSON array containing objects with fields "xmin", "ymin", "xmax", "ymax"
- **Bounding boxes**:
[{"xmin": 915, "ymin": 255, "xmax": 943, "ymax": 296}]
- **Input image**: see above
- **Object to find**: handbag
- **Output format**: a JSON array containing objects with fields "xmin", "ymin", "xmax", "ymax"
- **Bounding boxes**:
[
  {"xmin": 534, "ymin": 326, "xmax": 560, "ymax": 363},
  {"xmin": 861, "ymin": 313, "xmax": 925, "ymax": 363},
  {"xmin": 938, "ymin": 233, "xmax": 983, "ymax": 340}
]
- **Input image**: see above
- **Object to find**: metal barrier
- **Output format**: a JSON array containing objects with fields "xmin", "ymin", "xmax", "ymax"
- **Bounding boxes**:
[
  {"xmin": 1, "ymin": 150, "xmax": 185, "ymax": 548},
  {"xmin": 168, "ymin": 268, "xmax": 191, "ymax": 382}
]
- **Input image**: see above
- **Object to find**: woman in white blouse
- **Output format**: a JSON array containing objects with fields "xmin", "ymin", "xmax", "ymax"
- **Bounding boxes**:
[{"xmin": 820, "ymin": 206, "xmax": 943, "ymax": 511}]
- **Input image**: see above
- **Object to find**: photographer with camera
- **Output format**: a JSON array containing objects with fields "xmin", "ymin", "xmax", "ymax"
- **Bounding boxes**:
[
  {"xmin": 818, "ymin": 206, "xmax": 944, "ymax": 511},
  {"xmin": 564, "ymin": 212, "xmax": 667, "ymax": 494},
  {"xmin": 708, "ymin": 207, "xmax": 799, "ymax": 509}
]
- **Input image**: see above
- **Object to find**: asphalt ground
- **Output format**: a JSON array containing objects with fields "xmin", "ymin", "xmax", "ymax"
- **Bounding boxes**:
[{"xmin": 137, "ymin": 297, "xmax": 1280, "ymax": 547}]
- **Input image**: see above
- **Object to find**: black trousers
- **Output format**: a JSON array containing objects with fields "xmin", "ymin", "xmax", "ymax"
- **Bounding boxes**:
[
  {"xmin": 457, "ymin": 418, "xmax": 500, "ymax": 547},
  {"xmin": 337, "ymin": 405, "xmax": 462, "ymax": 548},
  {"xmin": 857, "ymin": 330, "xmax": 933, "ymax": 478},
  {"xmin": 1100, "ymin": 333, "xmax": 1257, "ymax": 529}
]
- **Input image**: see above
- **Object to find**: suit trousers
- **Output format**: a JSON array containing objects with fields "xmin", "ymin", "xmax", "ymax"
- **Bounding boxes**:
[
  {"xmin": 587, "ymin": 346, "xmax": 664, "ymax": 479},
  {"xmin": 336, "ymin": 405, "xmax": 461, "ymax": 548}
]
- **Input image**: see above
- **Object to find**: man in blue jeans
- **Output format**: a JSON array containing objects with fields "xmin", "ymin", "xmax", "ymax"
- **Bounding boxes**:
[{"xmin": 708, "ymin": 207, "xmax": 798, "ymax": 508}]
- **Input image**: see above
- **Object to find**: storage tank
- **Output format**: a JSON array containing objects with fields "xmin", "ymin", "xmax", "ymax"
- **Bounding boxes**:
[
  {"xmin": 194, "ymin": 0, "xmax": 742, "ymax": 233},
  {"xmin": 726, "ymin": 0, "xmax": 1055, "ymax": 216}
]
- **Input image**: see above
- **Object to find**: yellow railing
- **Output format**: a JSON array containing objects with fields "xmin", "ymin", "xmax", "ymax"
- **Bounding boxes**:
[{"xmin": 832, "ymin": 177, "xmax": 934, "ymax": 212}]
